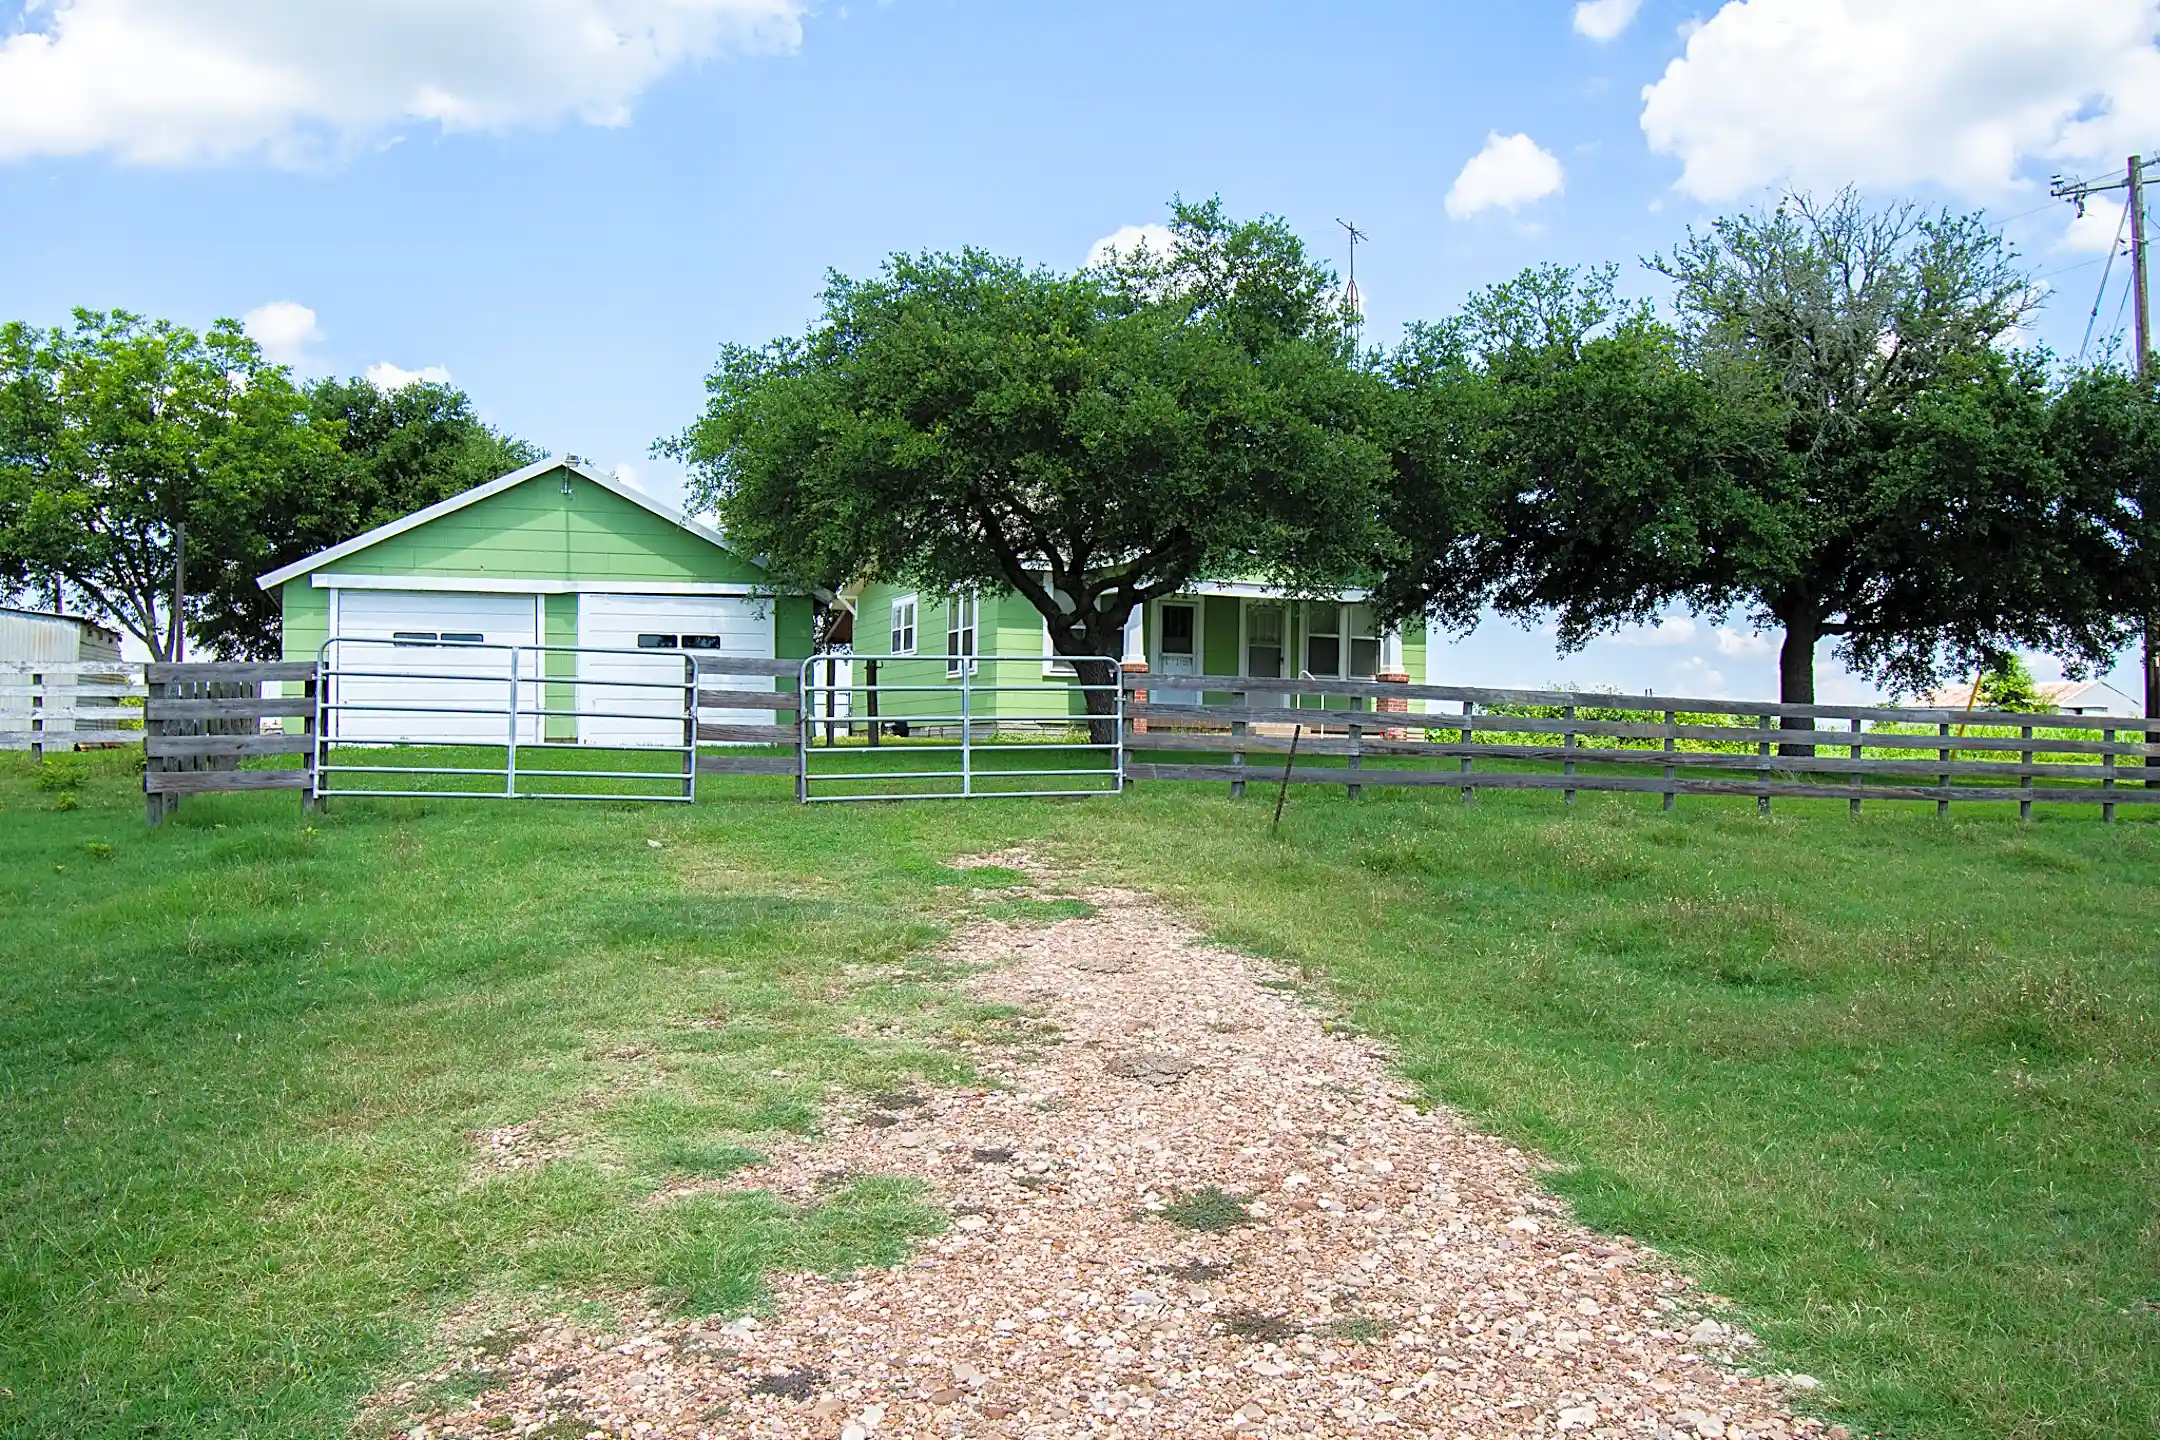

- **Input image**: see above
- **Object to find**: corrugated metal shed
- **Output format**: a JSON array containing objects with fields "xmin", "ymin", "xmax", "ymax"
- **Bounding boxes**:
[{"xmin": 1, "ymin": 607, "xmax": 127, "ymax": 745}]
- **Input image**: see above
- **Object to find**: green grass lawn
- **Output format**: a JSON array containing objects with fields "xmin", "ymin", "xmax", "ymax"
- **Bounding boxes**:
[{"xmin": 2, "ymin": 749, "xmax": 2155, "ymax": 1438}]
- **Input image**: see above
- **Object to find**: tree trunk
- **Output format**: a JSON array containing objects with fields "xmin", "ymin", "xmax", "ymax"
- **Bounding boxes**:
[
  {"xmin": 1047, "ymin": 612, "xmax": 1130, "ymax": 749},
  {"xmin": 166, "ymin": 521, "xmax": 187, "ymax": 664},
  {"xmin": 1777, "ymin": 614, "xmax": 1817, "ymax": 759},
  {"xmin": 1076, "ymin": 656, "xmax": 1121, "ymax": 749}
]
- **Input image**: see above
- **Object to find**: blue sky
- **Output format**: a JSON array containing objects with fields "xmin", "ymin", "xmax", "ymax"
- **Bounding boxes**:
[{"xmin": 3, "ymin": 0, "xmax": 2157, "ymax": 699}]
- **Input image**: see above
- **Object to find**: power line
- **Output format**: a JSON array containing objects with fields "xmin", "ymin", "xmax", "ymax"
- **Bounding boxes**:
[{"xmin": 2077, "ymin": 199, "xmax": 2130, "ymax": 363}]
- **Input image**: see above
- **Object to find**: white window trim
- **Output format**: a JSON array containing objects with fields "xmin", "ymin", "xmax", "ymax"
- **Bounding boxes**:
[
  {"xmin": 945, "ymin": 593, "xmax": 978, "ymax": 677},
  {"xmin": 1042, "ymin": 619, "xmax": 1077, "ymax": 676},
  {"xmin": 889, "ymin": 594, "xmax": 918, "ymax": 656},
  {"xmin": 1236, "ymin": 597, "xmax": 1291, "ymax": 680}
]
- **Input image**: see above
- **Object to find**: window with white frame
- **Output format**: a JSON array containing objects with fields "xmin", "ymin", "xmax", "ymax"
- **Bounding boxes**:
[
  {"xmin": 946, "ymin": 593, "xmax": 977, "ymax": 675},
  {"xmin": 1042, "ymin": 621, "xmax": 1076, "ymax": 676},
  {"xmin": 1347, "ymin": 603, "xmax": 1380, "ymax": 680},
  {"xmin": 890, "ymin": 596, "xmax": 917, "ymax": 655},
  {"xmin": 1304, "ymin": 604, "xmax": 1340, "ymax": 678}
]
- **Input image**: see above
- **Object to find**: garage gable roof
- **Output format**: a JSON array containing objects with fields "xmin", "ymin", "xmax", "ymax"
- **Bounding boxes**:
[{"xmin": 255, "ymin": 457, "xmax": 751, "ymax": 592}]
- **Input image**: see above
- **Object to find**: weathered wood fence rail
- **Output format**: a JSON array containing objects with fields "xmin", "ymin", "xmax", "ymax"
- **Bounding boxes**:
[
  {"xmin": 1123, "ymin": 675, "xmax": 2159, "ymax": 820},
  {"xmin": 143, "ymin": 661, "xmax": 319, "ymax": 824},
  {"xmin": 0, "ymin": 660, "xmax": 146, "ymax": 752}
]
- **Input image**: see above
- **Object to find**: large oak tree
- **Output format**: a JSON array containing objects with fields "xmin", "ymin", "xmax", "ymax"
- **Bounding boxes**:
[
  {"xmin": 191, "ymin": 376, "xmax": 541, "ymax": 659},
  {"xmin": 1650, "ymin": 192, "xmax": 2096, "ymax": 719},
  {"xmin": 0, "ymin": 310, "xmax": 339, "ymax": 661},
  {"xmin": 662, "ymin": 199, "xmax": 1393, "ymax": 733}
]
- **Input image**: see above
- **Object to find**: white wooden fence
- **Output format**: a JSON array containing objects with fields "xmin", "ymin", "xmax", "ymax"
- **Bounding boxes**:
[{"xmin": 0, "ymin": 660, "xmax": 147, "ymax": 753}]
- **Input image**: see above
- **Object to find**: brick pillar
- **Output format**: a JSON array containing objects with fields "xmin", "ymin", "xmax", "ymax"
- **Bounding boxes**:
[
  {"xmin": 1122, "ymin": 659, "xmax": 1148, "ymax": 734},
  {"xmin": 1377, "ymin": 668, "xmax": 1411, "ymax": 740}
]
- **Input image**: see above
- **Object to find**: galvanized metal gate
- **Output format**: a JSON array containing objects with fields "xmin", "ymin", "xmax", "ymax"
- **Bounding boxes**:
[
  {"xmin": 797, "ymin": 652, "xmax": 1123, "ymax": 802},
  {"xmin": 315, "ymin": 637, "xmax": 698, "ymax": 801}
]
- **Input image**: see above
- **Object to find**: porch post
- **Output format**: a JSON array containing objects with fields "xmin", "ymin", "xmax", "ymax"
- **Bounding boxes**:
[
  {"xmin": 1376, "ymin": 628, "xmax": 1410, "ymax": 739},
  {"xmin": 1121, "ymin": 607, "xmax": 1148, "ymax": 736}
]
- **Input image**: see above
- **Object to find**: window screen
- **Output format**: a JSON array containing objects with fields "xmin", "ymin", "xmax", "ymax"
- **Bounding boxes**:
[
  {"xmin": 636, "ymin": 633, "xmax": 680, "ymax": 649},
  {"xmin": 679, "ymin": 634, "xmax": 725, "ymax": 651},
  {"xmin": 1347, "ymin": 604, "xmax": 1379, "ymax": 680},
  {"xmin": 1304, "ymin": 605, "xmax": 1341, "ymax": 678},
  {"xmin": 1245, "ymin": 604, "xmax": 1284, "ymax": 679},
  {"xmin": 890, "ymin": 598, "xmax": 917, "ymax": 654},
  {"xmin": 1159, "ymin": 604, "xmax": 1196, "ymax": 657}
]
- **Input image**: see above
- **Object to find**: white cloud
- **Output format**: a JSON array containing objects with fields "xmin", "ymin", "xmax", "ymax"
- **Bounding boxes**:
[
  {"xmin": 1445, "ymin": 131, "xmax": 1565, "ymax": 217},
  {"xmin": 1640, "ymin": 0, "xmax": 2160, "ymax": 203},
  {"xmin": 366, "ymin": 360, "xmax": 453, "ymax": 390},
  {"xmin": 1608, "ymin": 614, "xmax": 1699, "ymax": 647},
  {"xmin": 612, "ymin": 461, "xmax": 646, "ymax": 493},
  {"xmin": 1084, "ymin": 222, "xmax": 1176, "ymax": 269},
  {"xmin": 240, "ymin": 300, "xmax": 322, "ymax": 365},
  {"xmin": 1573, "ymin": 0, "xmax": 1642, "ymax": 42},
  {"xmin": 1671, "ymin": 654, "xmax": 1730, "ymax": 696},
  {"xmin": 0, "ymin": 0, "xmax": 805, "ymax": 166},
  {"xmin": 1714, "ymin": 626, "xmax": 1772, "ymax": 656},
  {"xmin": 2064, "ymin": 193, "xmax": 2131, "ymax": 254}
]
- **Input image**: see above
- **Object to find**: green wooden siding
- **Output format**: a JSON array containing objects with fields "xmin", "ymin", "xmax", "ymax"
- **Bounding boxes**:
[
  {"xmin": 842, "ymin": 581, "xmax": 1428, "ymax": 730},
  {"xmin": 306, "ymin": 471, "xmax": 768, "ymax": 585},
  {"xmin": 274, "ymin": 468, "xmax": 804, "ymax": 727},
  {"xmin": 279, "ymin": 581, "xmax": 330, "ymax": 665}
]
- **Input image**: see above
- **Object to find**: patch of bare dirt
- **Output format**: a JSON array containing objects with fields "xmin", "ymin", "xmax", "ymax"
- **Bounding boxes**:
[{"xmin": 400, "ymin": 854, "xmax": 1840, "ymax": 1440}]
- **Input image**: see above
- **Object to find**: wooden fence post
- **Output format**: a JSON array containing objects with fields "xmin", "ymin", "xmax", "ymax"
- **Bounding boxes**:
[
  {"xmin": 2019, "ymin": 724, "xmax": 2034, "ymax": 822},
  {"xmin": 1662, "ymin": 708, "xmax": 1676, "ymax": 812},
  {"xmin": 143, "ymin": 674, "xmax": 167, "ymax": 826},
  {"xmin": 1849, "ymin": 716, "xmax": 1863, "ymax": 818},
  {"xmin": 1937, "ymin": 721, "xmax": 1951, "ymax": 819},
  {"xmin": 1562, "ymin": 704, "xmax": 1576, "ymax": 805},
  {"xmin": 1459, "ymin": 700, "xmax": 1475, "ymax": 803},
  {"xmin": 1230, "ymin": 687, "xmax": 1248, "ymax": 799},
  {"xmin": 1756, "ymin": 713, "xmax": 1773, "ymax": 817},
  {"xmin": 1346, "ymin": 719, "xmax": 1363, "ymax": 801},
  {"xmin": 2103, "ymin": 726, "xmax": 2116, "ymax": 824}
]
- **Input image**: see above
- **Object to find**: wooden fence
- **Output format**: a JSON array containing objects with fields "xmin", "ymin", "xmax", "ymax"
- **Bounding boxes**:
[
  {"xmin": 0, "ymin": 659, "xmax": 146, "ymax": 752},
  {"xmin": 693, "ymin": 656, "xmax": 805, "ymax": 791},
  {"xmin": 143, "ymin": 661, "xmax": 318, "ymax": 824},
  {"xmin": 1123, "ymin": 675, "xmax": 2160, "ymax": 820}
]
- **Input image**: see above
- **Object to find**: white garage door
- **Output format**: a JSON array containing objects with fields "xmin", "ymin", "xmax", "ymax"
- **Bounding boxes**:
[
  {"xmin": 577, "ymin": 594, "xmax": 773, "ymax": 746},
  {"xmin": 329, "ymin": 589, "xmax": 541, "ymax": 743}
]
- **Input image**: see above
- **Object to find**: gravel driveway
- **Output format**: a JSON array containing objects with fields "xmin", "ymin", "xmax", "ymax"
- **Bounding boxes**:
[{"xmin": 398, "ymin": 851, "xmax": 1841, "ymax": 1440}]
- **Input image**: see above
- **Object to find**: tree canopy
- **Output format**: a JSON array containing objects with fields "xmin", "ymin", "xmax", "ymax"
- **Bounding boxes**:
[
  {"xmin": 0, "ymin": 309, "xmax": 339, "ymax": 661},
  {"xmin": 0, "ymin": 311, "xmax": 538, "ymax": 660},
  {"xmin": 1647, "ymin": 192, "xmax": 2097, "ymax": 708},
  {"xmin": 191, "ymin": 376, "xmax": 540, "ymax": 659},
  {"xmin": 1376, "ymin": 195, "xmax": 2111, "ymax": 745},
  {"xmin": 661, "ymin": 199, "xmax": 1392, "ymax": 723}
]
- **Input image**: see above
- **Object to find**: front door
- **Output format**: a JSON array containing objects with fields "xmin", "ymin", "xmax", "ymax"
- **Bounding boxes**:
[{"xmin": 1156, "ymin": 602, "xmax": 1200, "ymax": 706}]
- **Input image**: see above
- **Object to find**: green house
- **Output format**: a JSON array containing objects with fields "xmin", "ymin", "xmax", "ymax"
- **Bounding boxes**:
[
  {"xmin": 842, "ymin": 579, "xmax": 1430, "ymax": 727},
  {"xmin": 257, "ymin": 456, "xmax": 814, "ymax": 743}
]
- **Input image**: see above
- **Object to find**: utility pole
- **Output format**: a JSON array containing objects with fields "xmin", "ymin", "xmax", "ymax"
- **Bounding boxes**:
[
  {"xmin": 1336, "ymin": 218, "xmax": 1367, "ymax": 346},
  {"xmin": 2053, "ymin": 156, "xmax": 2155, "ymax": 758}
]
